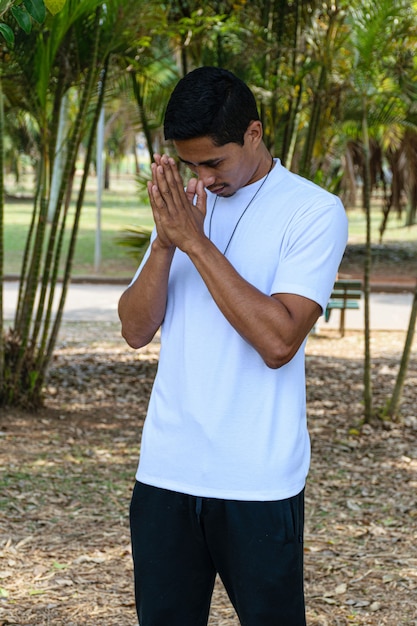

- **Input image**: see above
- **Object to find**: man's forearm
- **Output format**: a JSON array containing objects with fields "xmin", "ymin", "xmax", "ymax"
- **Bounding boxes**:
[
  {"xmin": 186, "ymin": 236, "xmax": 321, "ymax": 369},
  {"xmin": 118, "ymin": 240, "xmax": 175, "ymax": 349}
]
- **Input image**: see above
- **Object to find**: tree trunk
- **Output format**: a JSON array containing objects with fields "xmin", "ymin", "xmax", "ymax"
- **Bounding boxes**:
[
  {"xmin": 0, "ymin": 76, "xmax": 5, "ymax": 387},
  {"xmin": 405, "ymin": 183, "xmax": 417, "ymax": 227},
  {"xmin": 362, "ymin": 108, "xmax": 373, "ymax": 423},
  {"xmin": 299, "ymin": 65, "xmax": 326, "ymax": 179},
  {"xmin": 38, "ymin": 56, "xmax": 109, "ymax": 390},
  {"xmin": 383, "ymin": 282, "xmax": 417, "ymax": 421},
  {"xmin": 130, "ymin": 72, "xmax": 155, "ymax": 165}
]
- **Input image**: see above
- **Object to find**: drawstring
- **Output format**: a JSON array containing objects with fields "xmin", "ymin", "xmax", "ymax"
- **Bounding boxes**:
[{"xmin": 195, "ymin": 496, "xmax": 203, "ymax": 522}]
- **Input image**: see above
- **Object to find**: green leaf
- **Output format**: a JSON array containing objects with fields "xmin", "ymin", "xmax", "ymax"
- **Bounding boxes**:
[
  {"xmin": 44, "ymin": 0, "xmax": 66, "ymax": 15},
  {"xmin": 0, "ymin": 0, "xmax": 11, "ymax": 16},
  {"xmin": 23, "ymin": 0, "xmax": 46, "ymax": 24},
  {"xmin": 11, "ymin": 5, "xmax": 32, "ymax": 34},
  {"xmin": 28, "ymin": 370, "xmax": 39, "ymax": 391},
  {"xmin": 0, "ymin": 22, "xmax": 14, "ymax": 46}
]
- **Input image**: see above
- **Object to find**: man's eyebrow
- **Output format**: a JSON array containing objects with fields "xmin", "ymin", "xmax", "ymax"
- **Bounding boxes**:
[{"xmin": 178, "ymin": 157, "xmax": 222, "ymax": 167}]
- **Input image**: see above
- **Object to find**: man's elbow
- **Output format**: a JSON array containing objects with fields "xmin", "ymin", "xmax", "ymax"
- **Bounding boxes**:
[
  {"xmin": 261, "ymin": 340, "xmax": 298, "ymax": 369},
  {"xmin": 263, "ymin": 352, "xmax": 293, "ymax": 369},
  {"xmin": 120, "ymin": 325, "xmax": 153, "ymax": 350}
]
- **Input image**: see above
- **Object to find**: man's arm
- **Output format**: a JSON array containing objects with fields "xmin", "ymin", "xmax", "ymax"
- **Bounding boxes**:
[{"xmin": 118, "ymin": 240, "xmax": 175, "ymax": 349}]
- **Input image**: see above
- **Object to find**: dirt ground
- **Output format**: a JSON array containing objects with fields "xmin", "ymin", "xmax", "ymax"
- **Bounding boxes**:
[
  {"xmin": 1, "ymin": 317, "xmax": 417, "ymax": 625},
  {"xmin": 338, "ymin": 241, "xmax": 417, "ymax": 288}
]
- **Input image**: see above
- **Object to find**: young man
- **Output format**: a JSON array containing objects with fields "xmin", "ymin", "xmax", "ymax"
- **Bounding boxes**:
[{"xmin": 118, "ymin": 66, "xmax": 348, "ymax": 625}]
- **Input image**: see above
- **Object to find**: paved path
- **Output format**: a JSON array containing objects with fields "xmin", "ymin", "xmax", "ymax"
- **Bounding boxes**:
[
  {"xmin": 317, "ymin": 291, "xmax": 414, "ymax": 332},
  {"xmin": 2, "ymin": 281, "xmax": 415, "ymax": 331},
  {"xmin": 3, "ymin": 281, "xmax": 126, "ymax": 324}
]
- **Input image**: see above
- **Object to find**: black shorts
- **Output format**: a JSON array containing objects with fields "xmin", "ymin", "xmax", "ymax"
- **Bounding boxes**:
[{"xmin": 130, "ymin": 481, "xmax": 306, "ymax": 626}]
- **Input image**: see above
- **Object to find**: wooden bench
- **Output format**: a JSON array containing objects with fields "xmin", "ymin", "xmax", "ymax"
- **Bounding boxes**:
[{"xmin": 324, "ymin": 279, "xmax": 362, "ymax": 336}]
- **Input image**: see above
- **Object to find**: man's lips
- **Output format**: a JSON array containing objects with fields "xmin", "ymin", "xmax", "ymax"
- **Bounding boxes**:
[{"xmin": 209, "ymin": 184, "xmax": 226, "ymax": 195}]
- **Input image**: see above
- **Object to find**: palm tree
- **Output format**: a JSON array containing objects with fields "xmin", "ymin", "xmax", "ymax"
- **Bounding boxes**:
[
  {"xmin": 0, "ymin": 0, "xmax": 156, "ymax": 408},
  {"xmin": 0, "ymin": 0, "xmax": 47, "ymax": 401},
  {"xmin": 344, "ymin": 0, "xmax": 417, "ymax": 422}
]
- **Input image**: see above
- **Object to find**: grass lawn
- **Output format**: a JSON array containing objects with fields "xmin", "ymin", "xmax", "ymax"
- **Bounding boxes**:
[
  {"xmin": 4, "ymin": 172, "xmax": 153, "ymax": 280},
  {"xmin": 347, "ymin": 200, "xmax": 417, "ymax": 245},
  {"xmin": 3, "ymin": 173, "xmax": 417, "ymax": 280}
]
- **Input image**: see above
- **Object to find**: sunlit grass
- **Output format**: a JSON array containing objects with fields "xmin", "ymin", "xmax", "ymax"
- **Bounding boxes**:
[
  {"xmin": 4, "ymin": 172, "xmax": 154, "ymax": 278},
  {"xmin": 346, "ymin": 194, "xmax": 417, "ymax": 245},
  {"xmin": 4, "ymin": 173, "xmax": 417, "ymax": 279}
]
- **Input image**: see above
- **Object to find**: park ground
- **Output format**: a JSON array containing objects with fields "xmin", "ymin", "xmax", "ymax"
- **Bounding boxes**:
[{"xmin": 1, "ymin": 321, "xmax": 417, "ymax": 625}]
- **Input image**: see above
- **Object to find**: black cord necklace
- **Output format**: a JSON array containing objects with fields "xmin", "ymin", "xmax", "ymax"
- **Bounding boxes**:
[{"xmin": 208, "ymin": 158, "xmax": 274, "ymax": 255}]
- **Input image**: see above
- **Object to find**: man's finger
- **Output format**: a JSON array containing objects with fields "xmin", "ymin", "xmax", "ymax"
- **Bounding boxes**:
[
  {"xmin": 194, "ymin": 179, "xmax": 207, "ymax": 216},
  {"xmin": 185, "ymin": 177, "xmax": 198, "ymax": 203},
  {"xmin": 155, "ymin": 162, "xmax": 184, "ymax": 210}
]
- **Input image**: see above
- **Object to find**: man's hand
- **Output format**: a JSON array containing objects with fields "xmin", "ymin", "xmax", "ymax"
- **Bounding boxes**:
[{"xmin": 147, "ymin": 154, "xmax": 207, "ymax": 253}]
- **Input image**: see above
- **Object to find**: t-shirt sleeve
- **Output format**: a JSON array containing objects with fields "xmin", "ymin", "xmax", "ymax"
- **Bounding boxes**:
[
  {"xmin": 270, "ymin": 197, "xmax": 348, "ymax": 311},
  {"xmin": 128, "ymin": 227, "xmax": 157, "ymax": 286}
]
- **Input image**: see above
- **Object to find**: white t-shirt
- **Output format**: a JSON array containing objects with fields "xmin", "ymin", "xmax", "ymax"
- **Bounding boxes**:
[{"xmin": 133, "ymin": 159, "xmax": 348, "ymax": 500}]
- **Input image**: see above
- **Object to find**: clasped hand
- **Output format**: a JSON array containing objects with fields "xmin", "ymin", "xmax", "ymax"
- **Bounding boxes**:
[{"xmin": 147, "ymin": 154, "xmax": 207, "ymax": 252}]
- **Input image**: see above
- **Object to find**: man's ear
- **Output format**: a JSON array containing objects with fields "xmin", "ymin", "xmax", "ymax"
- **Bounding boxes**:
[{"xmin": 245, "ymin": 120, "xmax": 263, "ymax": 147}]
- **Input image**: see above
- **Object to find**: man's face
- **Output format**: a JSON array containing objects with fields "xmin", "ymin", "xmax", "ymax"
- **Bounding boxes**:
[{"xmin": 173, "ymin": 123, "xmax": 262, "ymax": 197}]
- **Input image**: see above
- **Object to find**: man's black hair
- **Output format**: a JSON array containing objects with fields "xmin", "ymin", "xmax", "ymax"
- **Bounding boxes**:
[{"xmin": 164, "ymin": 66, "xmax": 260, "ymax": 146}]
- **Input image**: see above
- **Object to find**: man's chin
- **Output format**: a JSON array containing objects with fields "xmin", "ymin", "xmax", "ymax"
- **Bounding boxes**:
[{"xmin": 214, "ymin": 186, "xmax": 236, "ymax": 198}]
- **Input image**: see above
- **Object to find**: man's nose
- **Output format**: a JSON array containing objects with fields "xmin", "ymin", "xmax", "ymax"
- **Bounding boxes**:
[{"xmin": 195, "ymin": 166, "xmax": 215, "ymax": 188}]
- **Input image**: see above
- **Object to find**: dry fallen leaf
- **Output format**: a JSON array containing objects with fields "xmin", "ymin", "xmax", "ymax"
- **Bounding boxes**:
[{"xmin": 1, "ymin": 325, "xmax": 417, "ymax": 625}]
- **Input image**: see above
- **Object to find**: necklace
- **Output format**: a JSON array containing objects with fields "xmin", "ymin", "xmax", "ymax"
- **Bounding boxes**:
[{"xmin": 208, "ymin": 157, "xmax": 274, "ymax": 255}]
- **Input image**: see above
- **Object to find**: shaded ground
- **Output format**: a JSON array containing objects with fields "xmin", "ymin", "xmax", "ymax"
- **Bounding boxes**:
[
  {"xmin": 339, "ymin": 242, "xmax": 417, "ymax": 286},
  {"xmin": 1, "ymin": 322, "xmax": 417, "ymax": 626}
]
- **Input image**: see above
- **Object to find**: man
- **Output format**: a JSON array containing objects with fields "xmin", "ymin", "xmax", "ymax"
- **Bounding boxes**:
[{"xmin": 118, "ymin": 66, "xmax": 348, "ymax": 625}]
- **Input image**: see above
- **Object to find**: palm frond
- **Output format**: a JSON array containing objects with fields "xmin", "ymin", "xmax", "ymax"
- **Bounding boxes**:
[{"xmin": 116, "ymin": 225, "xmax": 152, "ymax": 262}]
